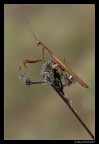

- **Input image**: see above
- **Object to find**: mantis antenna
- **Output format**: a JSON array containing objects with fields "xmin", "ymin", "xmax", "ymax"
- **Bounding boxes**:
[{"xmin": 18, "ymin": 16, "xmax": 38, "ymax": 42}]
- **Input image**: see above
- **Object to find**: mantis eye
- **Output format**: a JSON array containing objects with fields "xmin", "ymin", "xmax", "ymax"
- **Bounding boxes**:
[{"xmin": 37, "ymin": 41, "xmax": 41, "ymax": 46}]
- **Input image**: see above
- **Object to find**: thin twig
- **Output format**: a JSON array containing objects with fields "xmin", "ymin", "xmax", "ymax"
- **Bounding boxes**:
[
  {"xmin": 51, "ymin": 84, "xmax": 94, "ymax": 140},
  {"xmin": 19, "ymin": 61, "xmax": 94, "ymax": 139}
]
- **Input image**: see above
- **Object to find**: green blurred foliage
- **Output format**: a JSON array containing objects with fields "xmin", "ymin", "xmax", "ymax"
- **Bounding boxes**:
[{"xmin": 4, "ymin": 4, "xmax": 95, "ymax": 140}]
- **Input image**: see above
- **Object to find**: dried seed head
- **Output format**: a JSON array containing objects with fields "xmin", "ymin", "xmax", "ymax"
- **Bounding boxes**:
[
  {"xmin": 19, "ymin": 60, "xmax": 76, "ymax": 94},
  {"xmin": 19, "ymin": 73, "xmax": 33, "ymax": 86},
  {"xmin": 40, "ymin": 60, "xmax": 55, "ymax": 84}
]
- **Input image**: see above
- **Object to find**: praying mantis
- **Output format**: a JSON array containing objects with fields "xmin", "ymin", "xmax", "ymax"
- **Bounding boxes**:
[{"xmin": 18, "ymin": 17, "xmax": 89, "ymax": 89}]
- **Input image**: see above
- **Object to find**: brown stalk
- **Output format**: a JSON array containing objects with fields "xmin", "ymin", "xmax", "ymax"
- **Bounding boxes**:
[{"xmin": 51, "ymin": 84, "xmax": 94, "ymax": 140}]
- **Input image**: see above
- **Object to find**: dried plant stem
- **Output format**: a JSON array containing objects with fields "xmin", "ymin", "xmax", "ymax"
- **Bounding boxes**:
[
  {"xmin": 19, "ymin": 60, "xmax": 94, "ymax": 139},
  {"xmin": 51, "ymin": 84, "xmax": 94, "ymax": 140}
]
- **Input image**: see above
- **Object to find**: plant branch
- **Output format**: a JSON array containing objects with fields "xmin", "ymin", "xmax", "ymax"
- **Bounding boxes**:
[
  {"xmin": 51, "ymin": 84, "xmax": 94, "ymax": 140},
  {"xmin": 19, "ymin": 61, "xmax": 94, "ymax": 140}
]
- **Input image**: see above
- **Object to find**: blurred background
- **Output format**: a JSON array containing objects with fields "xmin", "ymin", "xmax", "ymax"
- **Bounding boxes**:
[{"xmin": 4, "ymin": 4, "xmax": 95, "ymax": 140}]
